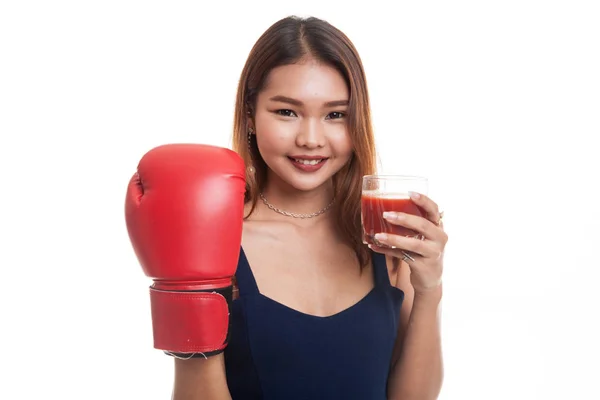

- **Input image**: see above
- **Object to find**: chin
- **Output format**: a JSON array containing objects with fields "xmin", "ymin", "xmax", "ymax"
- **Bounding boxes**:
[{"xmin": 286, "ymin": 176, "xmax": 332, "ymax": 193}]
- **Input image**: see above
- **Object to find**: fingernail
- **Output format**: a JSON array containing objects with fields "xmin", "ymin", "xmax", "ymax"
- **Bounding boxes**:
[
  {"xmin": 374, "ymin": 233, "xmax": 388, "ymax": 241},
  {"xmin": 409, "ymin": 191, "xmax": 420, "ymax": 199},
  {"xmin": 383, "ymin": 212, "xmax": 404, "ymax": 220}
]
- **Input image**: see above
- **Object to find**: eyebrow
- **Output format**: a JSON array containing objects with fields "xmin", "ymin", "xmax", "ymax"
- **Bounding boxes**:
[{"xmin": 269, "ymin": 95, "xmax": 349, "ymax": 107}]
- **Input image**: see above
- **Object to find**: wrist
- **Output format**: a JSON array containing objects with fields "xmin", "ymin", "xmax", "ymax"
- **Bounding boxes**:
[{"xmin": 413, "ymin": 283, "xmax": 443, "ymax": 304}]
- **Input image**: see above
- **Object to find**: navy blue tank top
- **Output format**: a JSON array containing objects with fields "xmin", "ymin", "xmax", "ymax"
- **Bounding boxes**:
[{"xmin": 224, "ymin": 247, "xmax": 404, "ymax": 399}]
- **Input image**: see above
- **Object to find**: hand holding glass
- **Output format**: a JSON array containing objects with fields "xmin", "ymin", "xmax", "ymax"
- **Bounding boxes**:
[{"xmin": 361, "ymin": 175, "xmax": 428, "ymax": 247}]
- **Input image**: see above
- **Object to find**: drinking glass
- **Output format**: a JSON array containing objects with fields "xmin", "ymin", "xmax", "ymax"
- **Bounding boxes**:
[{"xmin": 361, "ymin": 175, "xmax": 429, "ymax": 247}]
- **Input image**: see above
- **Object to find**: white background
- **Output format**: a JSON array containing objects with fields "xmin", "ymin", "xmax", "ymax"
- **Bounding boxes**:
[{"xmin": 1, "ymin": 0, "xmax": 599, "ymax": 399}]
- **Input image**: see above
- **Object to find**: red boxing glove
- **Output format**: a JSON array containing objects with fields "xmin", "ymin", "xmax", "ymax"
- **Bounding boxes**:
[{"xmin": 125, "ymin": 144, "xmax": 246, "ymax": 357}]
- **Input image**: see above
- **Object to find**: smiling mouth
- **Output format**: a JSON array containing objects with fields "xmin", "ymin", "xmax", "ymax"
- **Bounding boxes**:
[{"xmin": 288, "ymin": 157, "xmax": 328, "ymax": 165}]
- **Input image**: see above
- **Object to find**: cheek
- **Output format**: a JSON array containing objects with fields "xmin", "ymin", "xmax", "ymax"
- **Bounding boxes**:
[
  {"xmin": 257, "ymin": 122, "xmax": 291, "ymax": 152},
  {"xmin": 255, "ymin": 116, "xmax": 294, "ymax": 153},
  {"xmin": 256, "ymin": 114, "xmax": 285, "ymax": 152},
  {"xmin": 330, "ymin": 129, "xmax": 353, "ymax": 158}
]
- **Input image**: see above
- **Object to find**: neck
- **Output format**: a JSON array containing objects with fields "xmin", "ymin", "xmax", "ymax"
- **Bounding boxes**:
[{"xmin": 260, "ymin": 177, "xmax": 336, "ymax": 221}]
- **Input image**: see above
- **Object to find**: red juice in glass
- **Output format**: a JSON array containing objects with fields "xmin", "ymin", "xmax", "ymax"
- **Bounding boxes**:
[{"xmin": 361, "ymin": 175, "xmax": 429, "ymax": 247}]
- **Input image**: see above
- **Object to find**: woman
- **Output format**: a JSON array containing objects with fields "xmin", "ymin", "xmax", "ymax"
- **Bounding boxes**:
[{"xmin": 172, "ymin": 15, "xmax": 447, "ymax": 400}]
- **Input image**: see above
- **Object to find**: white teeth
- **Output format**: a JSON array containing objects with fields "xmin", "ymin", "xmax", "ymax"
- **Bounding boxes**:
[{"xmin": 294, "ymin": 158, "xmax": 323, "ymax": 165}]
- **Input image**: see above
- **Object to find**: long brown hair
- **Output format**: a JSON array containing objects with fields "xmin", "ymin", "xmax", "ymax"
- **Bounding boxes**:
[{"xmin": 231, "ymin": 16, "xmax": 377, "ymax": 268}]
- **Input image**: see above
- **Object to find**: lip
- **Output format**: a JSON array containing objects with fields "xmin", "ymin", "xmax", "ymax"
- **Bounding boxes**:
[{"xmin": 288, "ymin": 157, "xmax": 328, "ymax": 172}]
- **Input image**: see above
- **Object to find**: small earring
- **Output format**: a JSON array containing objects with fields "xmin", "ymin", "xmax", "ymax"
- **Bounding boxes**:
[
  {"xmin": 247, "ymin": 128, "xmax": 256, "ymax": 175},
  {"xmin": 247, "ymin": 127, "xmax": 254, "ymax": 150}
]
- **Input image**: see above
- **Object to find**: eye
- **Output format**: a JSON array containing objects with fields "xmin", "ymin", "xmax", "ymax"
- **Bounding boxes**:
[
  {"xmin": 326, "ymin": 111, "xmax": 346, "ymax": 120},
  {"xmin": 275, "ymin": 109, "xmax": 297, "ymax": 117}
]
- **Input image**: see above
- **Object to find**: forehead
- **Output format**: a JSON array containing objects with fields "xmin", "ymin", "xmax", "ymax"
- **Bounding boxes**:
[{"xmin": 260, "ymin": 61, "xmax": 349, "ymax": 102}]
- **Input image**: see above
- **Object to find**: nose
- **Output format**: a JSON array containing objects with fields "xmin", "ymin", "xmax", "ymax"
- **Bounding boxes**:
[{"xmin": 295, "ymin": 119, "xmax": 326, "ymax": 149}]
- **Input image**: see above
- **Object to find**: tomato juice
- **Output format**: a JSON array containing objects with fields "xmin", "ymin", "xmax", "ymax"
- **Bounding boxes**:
[{"xmin": 361, "ymin": 192, "xmax": 426, "ymax": 246}]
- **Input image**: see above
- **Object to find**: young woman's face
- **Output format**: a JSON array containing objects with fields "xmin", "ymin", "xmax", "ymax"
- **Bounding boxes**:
[{"xmin": 253, "ymin": 60, "xmax": 353, "ymax": 193}]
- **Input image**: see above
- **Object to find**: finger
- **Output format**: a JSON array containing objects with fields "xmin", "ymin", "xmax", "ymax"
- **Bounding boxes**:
[
  {"xmin": 368, "ymin": 244, "xmax": 420, "ymax": 265},
  {"xmin": 373, "ymin": 232, "xmax": 441, "ymax": 258},
  {"xmin": 382, "ymin": 211, "xmax": 444, "ymax": 241},
  {"xmin": 368, "ymin": 243, "xmax": 398, "ymax": 260},
  {"xmin": 400, "ymin": 250, "xmax": 416, "ymax": 263},
  {"xmin": 408, "ymin": 191, "xmax": 442, "ymax": 226},
  {"xmin": 368, "ymin": 243, "xmax": 394, "ymax": 256}
]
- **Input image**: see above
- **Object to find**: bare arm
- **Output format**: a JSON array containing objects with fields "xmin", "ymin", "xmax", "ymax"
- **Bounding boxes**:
[
  {"xmin": 387, "ymin": 257, "xmax": 444, "ymax": 400},
  {"xmin": 172, "ymin": 354, "xmax": 232, "ymax": 400}
]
